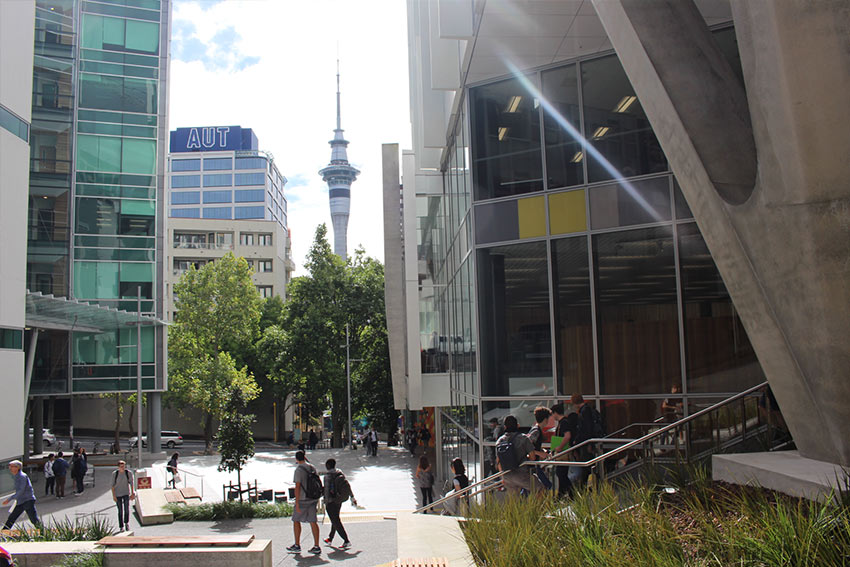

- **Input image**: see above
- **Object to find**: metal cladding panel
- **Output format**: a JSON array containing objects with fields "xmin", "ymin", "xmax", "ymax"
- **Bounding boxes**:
[{"xmin": 170, "ymin": 126, "xmax": 247, "ymax": 153}]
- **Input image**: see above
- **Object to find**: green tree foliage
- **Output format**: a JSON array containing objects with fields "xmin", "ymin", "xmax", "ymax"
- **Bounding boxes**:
[
  {"xmin": 167, "ymin": 253, "xmax": 262, "ymax": 452},
  {"xmin": 279, "ymin": 226, "xmax": 395, "ymax": 447},
  {"xmin": 217, "ymin": 385, "xmax": 255, "ymax": 499}
]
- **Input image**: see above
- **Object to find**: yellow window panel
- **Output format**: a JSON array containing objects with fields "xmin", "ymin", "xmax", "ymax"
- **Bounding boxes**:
[
  {"xmin": 549, "ymin": 190, "xmax": 587, "ymax": 234},
  {"xmin": 517, "ymin": 196, "xmax": 546, "ymax": 239}
]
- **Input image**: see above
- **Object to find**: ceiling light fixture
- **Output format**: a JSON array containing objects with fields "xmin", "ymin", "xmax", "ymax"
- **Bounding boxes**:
[
  {"xmin": 569, "ymin": 151, "xmax": 583, "ymax": 163},
  {"xmin": 498, "ymin": 127, "xmax": 509, "ymax": 141},
  {"xmin": 591, "ymin": 126, "xmax": 610, "ymax": 140},
  {"xmin": 504, "ymin": 95, "xmax": 522, "ymax": 113},
  {"xmin": 613, "ymin": 95, "xmax": 637, "ymax": 113}
]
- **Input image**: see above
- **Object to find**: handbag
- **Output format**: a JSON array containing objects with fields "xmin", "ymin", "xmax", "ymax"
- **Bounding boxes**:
[{"xmin": 173, "ymin": 472, "xmax": 182, "ymax": 483}]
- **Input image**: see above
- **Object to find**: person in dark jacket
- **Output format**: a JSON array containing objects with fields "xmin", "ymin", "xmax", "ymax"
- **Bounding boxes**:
[
  {"xmin": 71, "ymin": 451, "xmax": 87, "ymax": 495},
  {"xmin": 322, "ymin": 458, "xmax": 355, "ymax": 549},
  {"xmin": 51, "ymin": 452, "xmax": 68, "ymax": 498}
]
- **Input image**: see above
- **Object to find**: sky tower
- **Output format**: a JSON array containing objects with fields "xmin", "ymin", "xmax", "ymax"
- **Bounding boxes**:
[{"xmin": 319, "ymin": 64, "xmax": 360, "ymax": 260}]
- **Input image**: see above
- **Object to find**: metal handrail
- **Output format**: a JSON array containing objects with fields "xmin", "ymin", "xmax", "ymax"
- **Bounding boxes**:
[{"xmin": 416, "ymin": 381, "xmax": 769, "ymax": 513}]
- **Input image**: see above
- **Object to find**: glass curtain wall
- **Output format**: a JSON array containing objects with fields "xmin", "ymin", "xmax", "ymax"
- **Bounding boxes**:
[
  {"xmin": 70, "ymin": 0, "xmax": 164, "ymax": 392},
  {"xmin": 456, "ymin": 31, "xmax": 765, "ymax": 448}
]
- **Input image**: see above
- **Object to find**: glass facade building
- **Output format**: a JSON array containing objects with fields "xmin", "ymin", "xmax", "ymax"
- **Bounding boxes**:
[
  {"xmin": 405, "ymin": 25, "xmax": 765, "ymax": 484},
  {"xmin": 27, "ymin": 0, "xmax": 169, "ymax": 395}
]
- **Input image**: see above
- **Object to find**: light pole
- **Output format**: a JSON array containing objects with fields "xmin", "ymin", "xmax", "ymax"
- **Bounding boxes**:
[{"xmin": 136, "ymin": 286, "xmax": 142, "ymax": 469}]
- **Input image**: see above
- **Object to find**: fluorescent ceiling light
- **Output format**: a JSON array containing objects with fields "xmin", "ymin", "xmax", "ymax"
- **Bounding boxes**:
[
  {"xmin": 498, "ymin": 127, "xmax": 509, "ymax": 141},
  {"xmin": 569, "ymin": 151, "xmax": 583, "ymax": 163},
  {"xmin": 504, "ymin": 96, "xmax": 522, "ymax": 113},
  {"xmin": 591, "ymin": 126, "xmax": 610, "ymax": 140},
  {"xmin": 613, "ymin": 95, "xmax": 637, "ymax": 113}
]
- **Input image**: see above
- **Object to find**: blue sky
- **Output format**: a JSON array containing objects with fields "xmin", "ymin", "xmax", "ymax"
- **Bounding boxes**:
[{"xmin": 168, "ymin": 0, "xmax": 410, "ymax": 272}]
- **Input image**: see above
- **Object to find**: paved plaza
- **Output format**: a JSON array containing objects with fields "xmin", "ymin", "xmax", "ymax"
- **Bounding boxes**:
[{"xmin": 6, "ymin": 445, "xmax": 435, "ymax": 566}]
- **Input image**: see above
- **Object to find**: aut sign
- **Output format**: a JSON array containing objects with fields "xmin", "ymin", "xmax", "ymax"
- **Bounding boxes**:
[{"xmin": 171, "ymin": 125, "xmax": 249, "ymax": 153}]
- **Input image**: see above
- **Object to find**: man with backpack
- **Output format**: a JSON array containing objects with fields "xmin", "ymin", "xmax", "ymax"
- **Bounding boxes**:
[
  {"xmin": 287, "ymin": 451, "xmax": 322, "ymax": 555},
  {"xmin": 110, "ymin": 461, "xmax": 135, "ymax": 532},
  {"xmin": 569, "ymin": 393, "xmax": 605, "ymax": 490},
  {"xmin": 495, "ymin": 415, "xmax": 535, "ymax": 495},
  {"xmin": 322, "ymin": 458, "xmax": 356, "ymax": 549}
]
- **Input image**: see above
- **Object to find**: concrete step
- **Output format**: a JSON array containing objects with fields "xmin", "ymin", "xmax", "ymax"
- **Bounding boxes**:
[{"xmin": 394, "ymin": 512, "xmax": 475, "ymax": 567}]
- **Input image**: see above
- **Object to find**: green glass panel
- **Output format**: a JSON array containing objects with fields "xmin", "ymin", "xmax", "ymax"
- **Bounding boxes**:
[
  {"xmin": 78, "ymin": 121, "xmax": 123, "ymax": 136},
  {"xmin": 119, "ymin": 236, "xmax": 154, "ymax": 248},
  {"xmin": 122, "ymin": 125, "xmax": 156, "ymax": 138},
  {"xmin": 74, "ymin": 260, "xmax": 119, "ymax": 298},
  {"xmin": 83, "ymin": 2, "xmax": 160, "ymax": 23},
  {"xmin": 123, "ymin": 77, "xmax": 157, "ymax": 114},
  {"xmin": 72, "ymin": 377, "xmax": 155, "ymax": 393},
  {"xmin": 119, "ymin": 326, "xmax": 155, "ymax": 363},
  {"xmin": 102, "ymin": 137, "xmax": 122, "ymax": 172},
  {"xmin": 81, "ymin": 14, "xmax": 103, "ymax": 49},
  {"xmin": 121, "ymin": 199, "xmax": 155, "ymax": 216},
  {"xmin": 76, "ymin": 183, "xmax": 122, "ymax": 197},
  {"xmin": 73, "ymin": 261, "xmax": 98, "ymax": 298},
  {"xmin": 0, "ymin": 329, "xmax": 24, "ymax": 350},
  {"xmin": 103, "ymin": 16, "xmax": 125, "ymax": 47},
  {"xmin": 125, "ymin": 20, "xmax": 159, "ymax": 54},
  {"xmin": 121, "ymin": 138, "xmax": 156, "ymax": 174},
  {"xmin": 77, "ymin": 172, "xmax": 155, "ymax": 187},
  {"xmin": 75, "ymin": 248, "xmax": 155, "ymax": 261},
  {"xmin": 121, "ymin": 186, "xmax": 156, "ymax": 199},
  {"xmin": 72, "ymin": 364, "xmax": 156, "ymax": 379},
  {"xmin": 120, "ymin": 262, "xmax": 153, "ymax": 283},
  {"xmin": 76, "ymin": 134, "xmax": 99, "ymax": 171},
  {"xmin": 73, "ymin": 331, "xmax": 119, "ymax": 364}
]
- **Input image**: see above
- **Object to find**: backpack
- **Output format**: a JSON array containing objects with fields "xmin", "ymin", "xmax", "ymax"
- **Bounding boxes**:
[
  {"xmin": 420, "ymin": 428, "xmax": 431, "ymax": 442},
  {"xmin": 303, "ymin": 466, "xmax": 323, "ymax": 500},
  {"xmin": 112, "ymin": 469, "xmax": 131, "ymax": 485},
  {"xmin": 575, "ymin": 405, "xmax": 605, "ymax": 445},
  {"xmin": 333, "ymin": 472, "xmax": 352, "ymax": 501},
  {"xmin": 495, "ymin": 433, "xmax": 521, "ymax": 471}
]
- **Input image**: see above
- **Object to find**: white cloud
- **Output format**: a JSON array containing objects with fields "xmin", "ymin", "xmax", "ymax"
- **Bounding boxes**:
[{"xmin": 168, "ymin": 0, "xmax": 411, "ymax": 273}]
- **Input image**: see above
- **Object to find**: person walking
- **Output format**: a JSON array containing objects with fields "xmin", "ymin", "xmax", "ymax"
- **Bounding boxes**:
[
  {"xmin": 322, "ymin": 458, "xmax": 356, "ymax": 549},
  {"xmin": 110, "ymin": 461, "xmax": 135, "ymax": 532},
  {"xmin": 369, "ymin": 427, "xmax": 379, "ymax": 457},
  {"xmin": 2, "ymin": 460, "xmax": 40, "ymax": 530},
  {"xmin": 308, "ymin": 429, "xmax": 318, "ymax": 451},
  {"xmin": 527, "ymin": 406, "xmax": 554, "ymax": 490},
  {"xmin": 406, "ymin": 429, "xmax": 418, "ymax": 457},
  {"xmin": 449, "ymin": 457, "xmax": 470, "ymax": 515},
  {"xmin": 550, "ymin": 403, "xmax": 577, "ymax": 498},
  {"xmin": 415, "ymin": 456, "xmax": 434, "ymax": 511},
  {"xmin": 43, "ymin": 454, "xmax": 55, "ymax": 496},
  {"xmin": 166, "ymin": 453, "xmax": 179, "ymax": 488},
  {"xmin": 52, "ymin": 452, "xmax": 68, "ymax": 498},
  {"xmin": 286, "ymin": 451, "xmax": 322, "ymax": 556},
  {"xmin": 495, "ymin": 415, "xmax": 535, "ymax": 496},
  {"xmin": 71, "ymin": 449, "xmax": 87, "ymax": 496}
]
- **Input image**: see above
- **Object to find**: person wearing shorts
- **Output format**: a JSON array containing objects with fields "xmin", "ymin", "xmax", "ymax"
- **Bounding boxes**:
[{"xmin": 286, "ymin": 451, "xmax": 321, "ymax": 555}]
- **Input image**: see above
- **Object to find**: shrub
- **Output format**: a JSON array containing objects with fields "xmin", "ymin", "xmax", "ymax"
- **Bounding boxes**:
[
  {"xmin": 0, "ymin": 516, "xmax": 114, "ymax": 542},
  {"xmin": 165, "ymin": 500, "xmax": 292, "ymax": 521}
]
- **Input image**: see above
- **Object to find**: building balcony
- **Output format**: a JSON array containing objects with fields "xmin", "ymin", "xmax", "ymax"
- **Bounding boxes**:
[{"xmin": 172, "ymin": 242, "xmax": 234, "ymax": 250}]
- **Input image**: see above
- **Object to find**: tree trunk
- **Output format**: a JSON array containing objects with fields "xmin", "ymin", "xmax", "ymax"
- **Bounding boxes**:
[
  {"xmin": 204, "ymin": 413, "xmax": 214, "ymax": 454},
  {"xmin": 331, "ymin": 393, "xmax": 345, "ymax": 448},
  {"xmin": 113, "ymin": 394, "xmax": 122, "ymax": 452},
  {"xmin": 237, "ymin": 467, "xmax": 242, "ymax": 502}
]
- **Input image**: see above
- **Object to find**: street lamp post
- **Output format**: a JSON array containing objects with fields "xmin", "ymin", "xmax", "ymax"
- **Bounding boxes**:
[
  {"xmin": 136, "ymin": 286, "xmax": 142, "ymax": 469},
  {"xmin": 346, "ymin": 323, "xmax": 351, "ymax": 450}
]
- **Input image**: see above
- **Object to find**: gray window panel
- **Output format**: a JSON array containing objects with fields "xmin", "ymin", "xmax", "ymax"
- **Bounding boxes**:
[
  {"xmin": 234, "ymin": 172, "xmax": 265, "ymax": 186},
  {"xmin": 541, "ymin": 64, "xmax": 583, "ymax": 190},
  {"xmin": 170, "ymin": 174, "xmax": 200, "ymax": 188},
  {"xmin": 203, "ymin": 157, "xmax": 232, "ymax": 171},
  {"xmin": 170, "ymin": 191, "xmax": 199, "ymax": 205},
  {"xmin": 589, "ymin": 176, "xmax": 671, "ymax": 229},
  {"xmin": 673, "ymin": 178, "xmax": 693, "ymax": 220},
  {"xmin": 202, "ymin": 207, "xmax": 231, "ymax": 219},
  {"xmin": 234, "ymin": 189, "xmax": 264, "ymax": 202},
  {"xmin": 203, "ymin": 190, "xmax": 232, "ymax": 204},
  {"xmin": 203, "ymin": 173, "xmax": 232, "ymax": 187},
  {"xmin": 474, "ymin": 200, "xmax": 519, "ymax": 245},
  {"xmin": 171, "ymin": 159, "xmax": 200, "ymax": 172},
  {"xmin": 235, "ymin": 157, "xmax": 266, "ymax": 170},
  {"xmin": 470, "ymin": 75, "xmax": 543, "ymax": 200},
  {"xmin": 234, "ymin": 206, "xmax": 265, "ymax": 219},
  {"xmin": 592, "ymin": 226, "xmax": 680, "ymax": 395}
]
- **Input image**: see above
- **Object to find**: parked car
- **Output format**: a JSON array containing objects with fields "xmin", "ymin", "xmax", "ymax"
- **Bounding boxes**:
[
  {"xmin": 28, "ymin": 428, "xmax": 57, "ymax": 447},
  {"xmin": 129, "ymin": 430, "xmax": 183, "ymax": 449}
]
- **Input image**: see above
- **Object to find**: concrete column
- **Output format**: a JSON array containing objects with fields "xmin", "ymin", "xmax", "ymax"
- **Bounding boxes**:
[
  {"xmin": 148, "ymin": 392, "xmax": 161, "ymax": 454},
  {"xmin": 593, "ymin": 0, "xmax": 850, "ymax": 465},
  {"xmin": 32, "ymin": 399, "xmax": 43, "ymax": 456}
]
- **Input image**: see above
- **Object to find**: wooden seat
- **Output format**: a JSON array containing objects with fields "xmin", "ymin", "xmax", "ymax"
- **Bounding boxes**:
[
  {"xmin": 163, "ymin": 490, "xmax": 185, "ymax": 504},
  {"xmin": 180, "ymin": 487, "xmax": 201, "ymax": 500},
  {"xmin": 98, "ymin": 535, "xmax": 255, "ymax": 548}
]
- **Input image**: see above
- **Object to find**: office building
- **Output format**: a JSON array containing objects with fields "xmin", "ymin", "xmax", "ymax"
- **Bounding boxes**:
[{"xmin": 387, "ymin": 0, "xmax": 850, "ymax": 484}]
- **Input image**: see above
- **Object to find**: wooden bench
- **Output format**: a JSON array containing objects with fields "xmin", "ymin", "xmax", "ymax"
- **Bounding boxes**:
[
  {"xmin": 163, "ymin": 490, "xmax": 185, "ymax": 504},
  {"xmin": 98, "ymin": 535, "xmax": 255, "ymax": 548},
  {"xmin": 180, "ymin": 487, "xmax": 201, "ymax": 501}
]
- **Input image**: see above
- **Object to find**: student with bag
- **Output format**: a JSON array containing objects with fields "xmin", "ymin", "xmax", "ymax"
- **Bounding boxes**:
[
  {"xmin": 526, "ymin": 406, "xmax": 554, "ymax": 490},
  {"xmin": 110, "ymin": 461, "xmax": 135, "ymax": 531},
  {"xmin": 495, "ymin": 415, "xmax": 535, "ymax": 495},
  {"xmin": 322, "ymin": 458, "xmax": 356, "ymax": 549},
  {"xmin": 415, "ymin": 456, "xmax": 435, "ymax": 511},
  {"xmin": 287, "ymin": 451, "xmax": 322, "ymax": 556},
  {"xmin": 166, "ymin": 453, "xmax": 180, "ymax": 488}
]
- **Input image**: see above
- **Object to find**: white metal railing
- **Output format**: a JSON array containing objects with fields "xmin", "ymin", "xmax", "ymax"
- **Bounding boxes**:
[{"xmin": 173, "ymin": 242, "xmax": 233, "ymax": 250}]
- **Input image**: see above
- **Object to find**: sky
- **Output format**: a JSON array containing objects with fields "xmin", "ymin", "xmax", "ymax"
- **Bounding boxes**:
[{"xmin": 168, "ymin": 0, "xmax": 411, "ymax": 273}]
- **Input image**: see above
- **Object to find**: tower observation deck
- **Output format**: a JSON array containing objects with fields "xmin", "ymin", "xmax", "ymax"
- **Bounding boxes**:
[{"xmin": 319, "ymin": 66, "xmax": 360, "ymax": 260}]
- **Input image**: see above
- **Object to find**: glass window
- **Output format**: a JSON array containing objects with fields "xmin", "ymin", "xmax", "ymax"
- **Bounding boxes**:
[
  {"xmin": 0, "ymin": 104, "xmax": 29, "ymax": 142},
  {"xmin": 240, "ymin": 233, "xmax": 255, "ymax": 246},
  {"xmin": 81, "ymin": 14, "xmax": 159, "ymax": 54},
  {"xmin": 125, "ymin": 19, "xmax": 159, "ymax": 54},
  {"xmin": 589, "ymin": 176, "xmax": 672, "ymax": 229},
  {"xmin": 202, "ymin": 207, "xmax": 231, "ymax": 219},
  {"xmin": 482, "ymin": 400, "xmax": 552, "ymax": 432},
  {"xmin": 235, "ymin": 172, "xmax": 265, "ymax": 186},
  {"xmin": 673, "ymin": 178, "xmax": 693, "ymax": 220},
  {"xmin": 235, "ymin": 189, "xmax": 264, "ymax": 202},
  {"xmin": 541, "ymin": 64, "xmax": 583, "ymax": 189},
  {"xmin": 593, "ymin": 226, "xmax": 680, "ymax": 394},
  {"xmin": 203, "ymin": 157, "xmax": 232, "ymax": 171},
  {"xmin": 79, "ymin": 74, "xmax": 157, "ymax": 114},
  {"xmin": 581, "ymin": 55, "xmax": 667, "ymax": 182},
  {"xmin": 121, "ymin": 138, "xmax": 155, "ymax": 174},
  {"xmin": 257, "ymin": 260, "xmax": 273, "ymax": 272},
  {"xmin": 235, "ymin": 157, "xmax": 266, "ymax": 170},
  {"xmin": 470, "ymin": 75, "xmax": 543, "ymax": 200},
  {"xmin": 678, "ymin": 222, "xmax": 764, "ymax": 393},
  {"xmin": 203, "ymin": 190, "xmax": 232, "ymax": 204},
  {"xmin": 203, "ymin": 173, "xmax": 232, "ymax": 187},
  {"xmin": 258, "ymin": 233, "xmax": 272, "ymax": 246},
  {"xmin": 76, "ymin": 134, "xmax": 121, "ymax": 173},
  {"xmin": 477, "ymin": 241, "xmax": 552, "ymax": 396},
  {"xmin": 257, "ymin": 286, "xmax": 273, "ymax": 298},
  {"xmin": 171, "ymin": 191, "xmax": 200, "ymax": 205},
  {"xmin": 474, "ymin": 200, "xmax": 519, "ymax": 244},
  {"xmin": 171, "ymin": 208, "xmax": 199, "ymax": 218},
  {"xmin": 171, "ymin": 159, "xmax": 200, "ymax": 172},
  {"xmin": 551, "ymin": 236, "xmax": 595, "ymax": 396},
  {"xmin": 235, "ymin": 206, "xmax": 265, "ymax": 219},
  {"xmin": 0, "ymin": 329, "xmax": 24, "ymax": 350},
  {"xmin": 171, "ymin": 175, "xmax": 200, "ymax": 188},
  {"xmin": 74, "ymin": 261, "xmax": 120, "ymax": 299}
]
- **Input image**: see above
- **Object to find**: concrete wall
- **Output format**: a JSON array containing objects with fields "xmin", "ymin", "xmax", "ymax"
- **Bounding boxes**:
[{"xmin": 593, "ymin": 0, "xmax": 850, "ymax": 465}]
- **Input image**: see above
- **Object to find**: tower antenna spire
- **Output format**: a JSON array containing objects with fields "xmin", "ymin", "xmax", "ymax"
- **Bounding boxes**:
[{"xmin": 336, "ymin": 59, "xmax": 341, "ymax": 131}]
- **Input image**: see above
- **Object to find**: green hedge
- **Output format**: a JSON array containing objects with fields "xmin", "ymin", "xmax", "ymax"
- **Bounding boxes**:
[{"xmin": 165, "ymin": 500, "xmax": 293, "ymax": 521}]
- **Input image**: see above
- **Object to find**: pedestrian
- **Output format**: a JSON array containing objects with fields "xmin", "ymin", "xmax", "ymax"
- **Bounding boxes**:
[
  {"xmin": 485, "ymin": 417, "xmax": 503, "ymax": 476},
  {"xmin": 52, "ymin": 451, "xmax": 68, "ymax": 498},
  {"xmin": 43, "ymin": 454, "xmax": 55, "ymax": 496},
  {"xmin": 110, "ymin": 460, "xmax": 135, "ymax": 532},
  {"xmin": 495, "ymin": 415, "xmax": 535, "ymax": 495},
  {"xmin": 419, "ymin": 424, "xmax": 431, "ymax": 451},
  {"xmin": 406, "ymin": 429, "xmax": 418, "ymax": 457},
  {"xmin": 308, "ymin": 429, "xmax": 318, "ymax": 451},
  {"xmin": 2, "ymin": 460, "xmax": 40, "ymax": 530},
  {"xmin": 526, "ymin": 406, "xmax": 554, "ymax": 490},
  {"xmin": 450, "ymin": 457, "xmax": 470, "ymax": 514},
  {"xmin": 286, "ymin": 450, "xmax": 322, "ymax": 556},
  {"xmin": 415, "ymin": 455, "xmax": 434, "ymax": 511},
  {"xmin": 71, "ymin": 449, "xmax": 87, "ymax": 495},
  {"xmin": 369, "ymin": 426, "xmax": 379, "ymax": 457},
  {"xmin": 166, "ymin": 453, "xmax": 179, "ymax": 488},
  {"xmin": 550, "ymin": 403, "xmax": 577, "ymax": 498},
  {"xmin": 568, "ymin": 393, "xmax": 603, "ymax": 490},
  {"xmin": 322, "ymin": 458, "xmax": 356, "ymax": 549}
]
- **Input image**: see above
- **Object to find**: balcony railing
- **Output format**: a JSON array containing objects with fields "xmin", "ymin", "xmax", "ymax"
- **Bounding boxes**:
[{"xmin": 172, "ymin": 242, "xmax": 233, "ymax": 250}]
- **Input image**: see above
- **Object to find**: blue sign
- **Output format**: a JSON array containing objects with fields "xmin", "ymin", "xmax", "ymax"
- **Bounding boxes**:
[{"xmin": 170, "ymin": 126, "xmax": 258, "ymax": 153}]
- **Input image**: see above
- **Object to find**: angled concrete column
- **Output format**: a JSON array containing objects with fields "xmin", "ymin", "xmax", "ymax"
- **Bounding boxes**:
[{"xmin": 593, "ymin": 0, "xmax": 850, "ymax": 465}]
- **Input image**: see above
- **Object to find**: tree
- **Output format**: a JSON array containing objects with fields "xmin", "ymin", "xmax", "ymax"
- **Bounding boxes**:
[
  {"xmin": 167, "ymin": 253, "xmax": 262, "ymax": 452},
  {"xmin": 101, "ymin": 393, "xmax": 128, "ymax": 452},
  {"xmin": 217, "ymin": 385, "xmax": 255, "ymax": 499}
]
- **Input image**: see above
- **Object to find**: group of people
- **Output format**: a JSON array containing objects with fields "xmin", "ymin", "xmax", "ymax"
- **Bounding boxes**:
[
  {"xmin": 358, "ymin": 427, "xmax": 380, "ymax": 456},
  {"xmin": 492, "ymin": 393, "xmax": 603, "ymax": 498},
  {"xmin": 413, "ymin": 455, "xmax": 469, "ymax": 513},
  {"xmin": 404, "ymin": 424, "xmax": 431, "ymax": 457},
  {"xmin": 286, "ymin": 451, "xmax": 358, "ymax": 556},
  {"xmin": 41, "ymin": 447, "xmax": 88, "ymax": 500}
]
